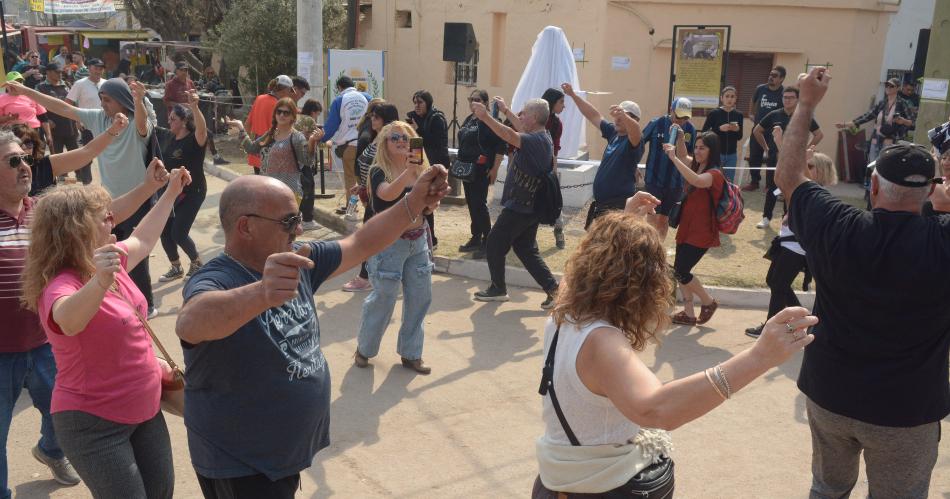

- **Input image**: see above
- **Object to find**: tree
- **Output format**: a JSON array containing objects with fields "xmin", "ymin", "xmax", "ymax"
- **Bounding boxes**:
[
  {"xmin": 207, "ymin": 0, "xmax": 348, "ymax": 95},
  {"xmin": 124, "ymin": 0, "xmax": 232, "ymax": 41}
]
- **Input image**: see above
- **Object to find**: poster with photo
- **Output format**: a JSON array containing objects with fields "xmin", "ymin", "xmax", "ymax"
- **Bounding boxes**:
[{"xmin": 672, "ymin": 27, "xmax": 729, "ymax": 109}]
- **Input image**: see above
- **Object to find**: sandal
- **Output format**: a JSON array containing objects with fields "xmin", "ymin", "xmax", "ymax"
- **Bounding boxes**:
[
  {"xmin": 697, "ymin": 300, "xmax": 719, "ymax": 325},
  {"xmin": 671, "ymin": 311, "xmax": 697, "ymax": 325}
]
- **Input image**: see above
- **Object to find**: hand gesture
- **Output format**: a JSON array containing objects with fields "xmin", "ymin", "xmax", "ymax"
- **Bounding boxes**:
[
  {"xmin": 308, "ymin": 128, "xmax": 325, "ymax": 145},
  {"xmin": 749, "ymin": 307, "xmax": 817, "ymax": 367},
  {"xmin": 93, "ymin": 235, "xmax": 126, "ymax": 289},
  {"xmin": 261, "ymin": 245, "xmax": 315, "ymax": 307},
  {"xmin": 471, "ymin": 101, "xmax": 489, "ymax": 121},
  {"xmin": 662, "ymin": 142, "xmax": 677, "ymax": 159},
  {"xmin": 798, "ymin": 67, "xmax": 831, "ymax": 108},
  {"xmin": 225, "ymin": 116, "xmax": 244, "ymax": 132},
  {"xmin": 835, "ymin": 121, "xmax": 854, "ymax": 130},
  {"xmin": 492, "ymin": 96, "xmax": 510, "ymax": 114},
  {"xmin": 129, "ymin": 80, "xmax": 146, "ymax": 102},
  {"xmin": 609, "ymin": 105, "xmax": 626, "ymax": 121},
  {"xmin": 407, "ymin": 164, "xmax": 451, "ymax": 215},
  {"xmin": 186, "ymin": 89, "xmax": 200, "ymax": 108},
  {"xmin": 624, "ymin": 192, "xmax": 661, "ymax": 217},
  {"xmin": 164, "ymin": 167, "xmax": 193, "ymax": 198},
  {"xmin": 805, "ymin": 145, "xmax": 816, "ymax": 166},
  {"xmin": 107, "ymin": 113, "xmax": 129, "ymax": 136},
  {"xmin": 2, "ymin": 80, "xmax": 27, "ymax": 97},
  {"xmin": 144, "ymin": 157, "xmax": 170, "ymax": 192},
  {"xmin": 560, "ymin": 82, "xmax": 576, "ymax": 97}
]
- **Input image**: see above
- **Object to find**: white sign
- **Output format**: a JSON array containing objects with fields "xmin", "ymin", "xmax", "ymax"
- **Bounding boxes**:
[
  {"xmin": 611, "ymin": 56, "xmax": 630, "ymax": 71},
  {"xmin": 572, "ymin": 47, "xmax": 585, "ymax": 62},
  {"xmin": 922, "ymin": 78, "xmax": 949, "ymax": 101},
  {"xmin": 327, "ymin": 49, "xmax": 385, "ymax": 99},
  {"xmin": 42, "ymin": 0, "xmax": 115, "ymax": 15}
]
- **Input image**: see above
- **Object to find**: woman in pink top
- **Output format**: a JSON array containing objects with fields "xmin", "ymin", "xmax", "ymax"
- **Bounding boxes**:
[
  {"xmin": 0, "ymin": 71, "xmax": 51, "ymax": 143},
  {"xmin": 20, "ymin": 161, "xmax": 190, "ymax": 499}
]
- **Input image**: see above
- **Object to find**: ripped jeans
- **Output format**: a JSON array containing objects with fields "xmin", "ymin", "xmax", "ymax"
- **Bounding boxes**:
[{"xmin": 357, "ymin": 235, "xmax": 433, "ymax": 361}]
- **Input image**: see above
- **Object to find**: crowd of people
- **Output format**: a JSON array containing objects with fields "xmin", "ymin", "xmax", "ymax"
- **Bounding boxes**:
[{"xmin": 1, "ymin": 55, "xmax": 948, "ymax": 499}]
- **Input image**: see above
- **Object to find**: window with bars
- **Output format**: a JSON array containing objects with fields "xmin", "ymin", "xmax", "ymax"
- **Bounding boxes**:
[{"xmin": 457, "ymin": 47, "xmax": 479, "ymax": 86}]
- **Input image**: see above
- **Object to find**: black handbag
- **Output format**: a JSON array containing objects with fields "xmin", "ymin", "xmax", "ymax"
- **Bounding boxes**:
[
  {"xmin": 450, "ymin": 158, "xmax": 476, "ymax": 183},
  {"xmin": 539, "ymin": 326, "xmax": 675, "ymax": 498},
  {"xmin": 667, "ymin": 189, "xmax": 689, "ymax": 229}
]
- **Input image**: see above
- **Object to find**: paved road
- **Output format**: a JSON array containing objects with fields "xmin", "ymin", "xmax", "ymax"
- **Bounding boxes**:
[{"xmin": 8, "ymin": 173, "xmax": 949, "ymax": 498}]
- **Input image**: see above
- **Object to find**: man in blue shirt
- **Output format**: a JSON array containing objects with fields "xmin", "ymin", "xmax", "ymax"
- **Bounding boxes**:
[
  {"xmin": 176, "ymin": 168, "xmax": 449, "ymax": 498},
  {"xmin": 561, "ymin": 83, "xmax": 644, "ymax": 229},
  {"xmin": 641, "ymin": 97, "xmax": 696, "ymax": 240}
]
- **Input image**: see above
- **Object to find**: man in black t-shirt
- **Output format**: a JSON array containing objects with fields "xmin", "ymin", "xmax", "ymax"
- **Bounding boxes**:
[
  {"xmin": 743, "ymin": 65, "xmax": 786, "ymax": 191},
  {"xmin": 471, "ymin": 98, "xmax": 559, "ymax": 309},
  {"xmin": 36, "ymin": 63, "xmax": 85, "ymax": 184},
  {"xmin": 752, "ymin": 87, "xmax": 823, "ymax": 228},
  {"xmin": 776, "ymin": 67, "xmax": 948, "ymax": 499}
]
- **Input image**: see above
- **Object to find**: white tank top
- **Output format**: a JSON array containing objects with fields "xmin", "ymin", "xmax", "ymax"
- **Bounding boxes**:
[{"xmin": 541, "ymin": 317, "xmax": 641, "ymax": 446}]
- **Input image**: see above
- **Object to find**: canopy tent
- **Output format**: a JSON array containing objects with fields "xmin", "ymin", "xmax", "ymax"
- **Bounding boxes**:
[{"xmin": 510, "ymin": 26, "xmax": 584, "ymax": 159}]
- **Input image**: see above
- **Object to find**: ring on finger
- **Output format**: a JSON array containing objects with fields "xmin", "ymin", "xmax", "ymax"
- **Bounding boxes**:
[{"xmin": 784, "ymin": 322, "xmax": 795, "ymax": 333}]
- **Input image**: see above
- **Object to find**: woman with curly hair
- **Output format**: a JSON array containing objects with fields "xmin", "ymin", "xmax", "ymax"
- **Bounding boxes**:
[
  {"xmin": 532, "ymin": 193, "xmax": 818, "ymax": 498},
  {"xmin": 20, "ymin": 164, "xmax": 191, "ymax": 498}
]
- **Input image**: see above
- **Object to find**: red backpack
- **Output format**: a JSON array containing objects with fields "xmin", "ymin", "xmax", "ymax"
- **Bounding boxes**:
[{"xmin": 709, "ymin": 169, "xmax": 745, "ymax": 234}]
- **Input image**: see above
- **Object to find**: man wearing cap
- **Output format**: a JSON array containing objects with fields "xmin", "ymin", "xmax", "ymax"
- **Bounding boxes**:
[
  {"xmin": 640, "ymin": 97, "xmax": 696, "ymax": 240},
  {"xmin": 560, "ymin": 82, "xmax": 644, "ymax": 228},
  {"xmin": 322, "ymin": 75, "xmax": 371, "ymax": 194},
  {"xmin": 754, "ymin": 87, "xmax": 823, "ymax": 229},
  {"xmin": 65, "ymin": 58, "xmax": 105, "ymax": 183},
  {"xmin": 244, "ymin": 75, "xmax": 298, "ymax": 174},
  {"xmin": 36, "ymin": 63, "xmax": 84, "ymax": 182},
  {"xmin": 777, "ymin": 67, "xmax": 948, "ymax": 499}
]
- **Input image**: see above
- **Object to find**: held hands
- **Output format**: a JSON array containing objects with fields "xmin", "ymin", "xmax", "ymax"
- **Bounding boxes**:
[
  {"xmin": 164, "ymin": 167, "xmax": 193, "ymax": 198},
  {"xmin": 144, "ymin": 157, "xmax": 170, "ymax": 192},
  {"xmin": 261, "ymin": 245, "xmax": 314, "ymax": 308},
  {"xmin": 407, "ymin": 164, "xmax": 451, "ymax": 216},
  {"xmin": 107, "ymin": 113, "xmax": 129, "ymax": 136},
  {"xmin": 93, "ymin": 235, "xmax": 126, "ymax": 289},
  {"xmin": 129, "ymin": 80, "xmax": 146, "ymax": 102},
  {"xmin": 798, "ymin": 67, "xmax": 831, "ymax": 108},
  {"xmin": 624, "ymin": 192, "xmax": 661, "ymax": 217},
  {"xmin": 750, "ymin": 307, "xmax": 817, "ymax": 367},
  {"xmin": 560, "ymin": 82, "xmax": 576, "ymax": 97}
]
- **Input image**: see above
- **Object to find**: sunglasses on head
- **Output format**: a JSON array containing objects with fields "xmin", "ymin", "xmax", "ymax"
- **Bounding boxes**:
[
  {"xmin": 388, "ymin": 133, "xmax": 409, "ymax": 143},
  {"xmin": 7, "ymin": 154, "xmax": 34, "ymax": 168},
  {"xmin": 275, "ymin": 108, "xmax": 293, "ymax": 117},
  {"xmin": 243, "ymin": 213, "xmax": 302, "ymax": 233}
]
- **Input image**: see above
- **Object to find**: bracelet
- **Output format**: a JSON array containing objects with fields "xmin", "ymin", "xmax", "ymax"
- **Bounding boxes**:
[
  {"xmin": 403, "ymin": 196, "xmax": 420, "ymax": 224},
  {"xmin": 705, "ymin": 368, "xmax": 727, "ymax": 400},
  {"xmin": 107, "ymin": 129, "xmax": 120, "ymax": 137},
  {"xmin": 717, "ymin": 364, "xmax": 733, "ymax": 399}
]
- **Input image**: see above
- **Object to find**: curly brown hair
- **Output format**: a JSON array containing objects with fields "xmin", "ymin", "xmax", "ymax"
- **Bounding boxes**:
[
  {"xmin": 20, "ymin": 184, "xmax": 112, "ymax": 312},
  {"xmin": 552, "ymin": 212, "xmax": 675, "ymax": 351}
]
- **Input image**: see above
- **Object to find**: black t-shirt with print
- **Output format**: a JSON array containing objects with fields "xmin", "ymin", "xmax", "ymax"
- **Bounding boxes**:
[
  {"xmin": 752, "ymin": 83, "xmax": 784, "ymax": 124},
  {"xmin": 155, "ymin": 127, "xmax": 207, "ymax": 194},
  {"xmin": 789, "ymin": 181, "xmax": 950, "ymax": 427},
  {"xmin": 758, "ymin": 109, "xmax": 820, "ymax": 163}
]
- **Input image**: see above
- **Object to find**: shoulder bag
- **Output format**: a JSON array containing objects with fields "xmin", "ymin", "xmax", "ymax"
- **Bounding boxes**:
[
  {"xmin": 450, "ymin": 158, "xmax": 476, "ymax": 183},
  {"xmin": 539, "ymin": 325, "xmax": 675, "ymax": 498}
]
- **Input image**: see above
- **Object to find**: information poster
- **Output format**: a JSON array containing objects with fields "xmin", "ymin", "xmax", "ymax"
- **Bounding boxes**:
[
  {"xmin": 672, "ymin": 27, "xmax": 729, "ymax": 109},
  {"xmin": 327, "ymin": 49, "xmax": 385, "ymax": 99},
  {"xmin": 36, "ymin": 0, "xmax": 116, "ymax": 14}
]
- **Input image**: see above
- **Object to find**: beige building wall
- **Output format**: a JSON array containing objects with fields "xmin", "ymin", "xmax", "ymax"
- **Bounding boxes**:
[{"xmin": 357, "ymin": 0, "xmax": 897, "ymax": 159}]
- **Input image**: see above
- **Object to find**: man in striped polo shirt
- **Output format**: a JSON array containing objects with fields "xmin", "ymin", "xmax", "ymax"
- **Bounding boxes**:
[{"xmin": 0, "ymin": 130, "xmax": 168, "ymax": 497}]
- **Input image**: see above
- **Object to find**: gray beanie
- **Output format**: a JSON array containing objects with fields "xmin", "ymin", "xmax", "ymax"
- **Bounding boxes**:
[{"xmin": 99, "ymin": 77, "xmax": 135, "ymax": 112}]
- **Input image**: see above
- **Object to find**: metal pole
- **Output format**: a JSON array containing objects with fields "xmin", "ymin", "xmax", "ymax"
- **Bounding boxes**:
[{"xmin": 0, "ymin": 1, "xmax": 8, "ymax": 52}]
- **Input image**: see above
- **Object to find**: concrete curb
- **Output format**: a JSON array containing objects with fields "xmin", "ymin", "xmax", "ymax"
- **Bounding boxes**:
[{"xmin": 203, "ymin": 163, "xmax": 813, "ymax": 310}]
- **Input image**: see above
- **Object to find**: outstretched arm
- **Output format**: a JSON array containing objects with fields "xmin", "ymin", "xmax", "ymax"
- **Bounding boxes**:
[
  {"xmin": 3, "ymin": 81, "xmax": 80, "ymax": 121},
  {"xmin": 50, "ymin": 114, "xmax": 128, "ymax": 177},
  {"xmin": 776, "ymin": 68, "xmax": 831, "ymax": 204},
  {"xmin": 472, "ymin": 101, "xmax": 521, "ymax": 149},
  {"xmin": 562, "ymin": 82, "xmax": 603, "ymax": 127},
  {"xmin": 130, "ymin": 81, "xmax": 149, "ymax": 138}
]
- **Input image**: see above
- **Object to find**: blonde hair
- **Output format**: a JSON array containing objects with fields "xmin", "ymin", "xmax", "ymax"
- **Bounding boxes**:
[
  {"xmin": 371, "ymin": 121, "xmax": 429, "ymax": 181},
  {"xmin": 809, "ymin": 152, "xmax": 837, "ymax": 186},
  {"xmin": 21, "ymin": 184, "xmax": 112, "ymax": 312},
  {"xmin": 552, "ymin": 212, "xmax": 675, "ymax": 351}
]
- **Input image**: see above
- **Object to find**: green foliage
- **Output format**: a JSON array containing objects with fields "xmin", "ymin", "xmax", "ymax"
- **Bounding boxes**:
[{"xmin": 207, "ymin": 0, "xmax": 349, "ymax": 95}]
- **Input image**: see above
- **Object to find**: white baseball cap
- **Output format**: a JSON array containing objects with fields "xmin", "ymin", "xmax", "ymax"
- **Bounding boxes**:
[
  {"xmin": 619, "ymin": 100, "xmax": 641, "ymax": 120},
  {"xmin": 672, "ymin": 97, "xmax": 693, "ymax": 119},
  {"xmin": 275, "ymin": 74, "xmax": 293, "ymax": 88}
]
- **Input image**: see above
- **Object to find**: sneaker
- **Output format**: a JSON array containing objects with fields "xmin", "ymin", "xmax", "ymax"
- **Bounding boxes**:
[
  {"xmin": 471, "ymin": 242, "xmax": 487, "ymax": 260},
  {"xmin": 745, "ymin": 324, "xmax": 764, "ymax": 339},
  {"xmin": 185, "ymin": 261, "xmax": 203, "ymax": 278},
  {"xmin": 301, "ymin": 220, "xmax": 320, "ymax": 231},
  {"xmin": 32, "ymin": 445, "xmax": 81, "ymax": 486},
  {"xmin": 159, "ymin": 265, "xmax": 184, "ymax": 282},
  {"xmin": 459, "ymin": 236, "xmax": 482, "ymax": 252},
  {"xmin": 354, "ymin": 349, "xmax": 370, "ymax": 368},
  {"xmin": 755, "ymin": 217, "xmax": 770, "ymax": 229},
  {"xmin": 541, "ymin": 295, "xmax": 556, "ymax": 310},
  {"xmin": 213, "ymin": 155, "xmax": 230, "ymax": 165},
  {"xmin": 553, "ymin": 227, "xmax": 565, "ymax": 249},
  {"xmin": 335, "ymin": 206, "xmax": 347, "ymax": 215},
  {"xmin": 147, "ymin": 306, "xmax": 159, "ymax": 320},
  {"xmin": 474, "ymin": 286, "xmax": 509, "ymax": 302},
  {"xmin": 342, "ymin": 276, "xmax": 372, "ymax": 292},
  {"xmin": 740, "ymin": 182, "xmax": 760, "ymax": 192}
]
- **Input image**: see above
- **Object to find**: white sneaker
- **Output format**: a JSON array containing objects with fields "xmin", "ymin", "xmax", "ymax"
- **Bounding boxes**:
[
  {"xmin": 301, "ymin": 220, "xmax": 320, "ymax": 231},
  {"xmin": 755, "ymin": 217, "xmax": 770, "ymax": 229}
]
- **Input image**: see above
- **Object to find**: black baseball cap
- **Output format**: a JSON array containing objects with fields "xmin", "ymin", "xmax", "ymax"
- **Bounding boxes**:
[
  {"xmin": 44, "ymin": 62, "xmax": 62, "ymax": 72},
  {"xmin": 874, "ymin": 143, "xmax": 936, "ymax": 187},
  {"xmin": 87, "ymin": 58, "xmax": 105, "ymax": 67},
  {"xmin": 175, "ymin": 61, "xmax": 188, "ymax": 71}
]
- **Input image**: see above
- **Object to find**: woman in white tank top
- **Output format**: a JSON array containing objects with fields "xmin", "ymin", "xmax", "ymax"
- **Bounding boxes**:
[{"xmin": 533, "ymin": 193, "xmax": 818, "ymax": 498}]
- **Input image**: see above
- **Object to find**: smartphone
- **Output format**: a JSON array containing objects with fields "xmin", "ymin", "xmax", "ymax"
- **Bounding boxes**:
[
  {"xmin": 409, "ymin": 137, "xmax": 424, "ymax": 165},
  {"xmin": 491, "ymin": 101, "xmax": 500, "ymax": 119}
]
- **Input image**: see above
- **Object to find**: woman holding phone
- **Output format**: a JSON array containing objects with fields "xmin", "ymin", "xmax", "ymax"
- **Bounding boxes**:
[{"xmin": 701, "ymin": 86, "xmax": 743, "ymax": 183}]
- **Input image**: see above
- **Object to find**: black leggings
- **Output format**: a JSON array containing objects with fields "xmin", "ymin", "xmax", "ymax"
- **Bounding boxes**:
[
  {"xmin": 673, "ymin": 243, "xmax": 708, "ymax": 285},
  {"xmin": 762, "ymin": 166, "xmax": 787, "ymax": 220},
  {"xmin": 359, "ymin": 205, "xmax": 373, "ymax": 279},
  {"xmin": 160, "ymin": 190, "xmax": 205, "ymax": 263},
  {"xmin": 463, "ymin": 167, "xmax": 491, "ymax": 239},
  {"xmin": 766, "ymin": 246, "xmax": 807, "ymax": 318},
  {"xmin": 300, "ymin": 165, "xmax": 315, "ymax": 222}
]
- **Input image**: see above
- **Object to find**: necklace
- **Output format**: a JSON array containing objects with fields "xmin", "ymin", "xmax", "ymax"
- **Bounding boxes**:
[{"xmin": 223, "ymin": 251, "xmax": 262, "ymax": 282}]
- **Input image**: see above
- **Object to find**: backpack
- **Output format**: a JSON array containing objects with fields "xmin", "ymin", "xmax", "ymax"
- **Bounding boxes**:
[
  {"xmin": 534, "ymin": 169, "xmax": 563, "ymax": 226},
  {"xmin": 709, "ymin": 170, "xmax": 745, "ymax": 234}
]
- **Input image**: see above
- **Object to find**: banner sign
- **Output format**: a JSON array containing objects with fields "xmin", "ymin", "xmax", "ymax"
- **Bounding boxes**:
[
  {"xmin": 671, "ymin": 26, "xmax": 730, "ymax": 109},
  {"xmin": 327, "ymin": 49, "xmax": 385, "ymax": 99},
  {"xmin": 36, "ymin": 0, "xmax": 116, "ymax": 15}
]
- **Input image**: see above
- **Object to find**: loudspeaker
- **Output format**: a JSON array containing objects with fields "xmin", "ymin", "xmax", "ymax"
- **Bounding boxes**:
[
  {"xmin": 443, "ymin": 23, "xmax": 476, "ymax": 62},
  {"xmin": 912, "ymin": 29, "xmax": 930, "ymax": 80}
]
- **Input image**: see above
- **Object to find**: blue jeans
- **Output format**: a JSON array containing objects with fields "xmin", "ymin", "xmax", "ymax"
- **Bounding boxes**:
[
  {"xmin": 721, "ymin": 153, "xmax": 737, "ymax": 183},
  {"xmin": 0, "ymin": 343, "xmax": 63, "ymax": 499},
  {"xmin": 358, "ymin": 236, "xmax": 433, "ymax": 360}
]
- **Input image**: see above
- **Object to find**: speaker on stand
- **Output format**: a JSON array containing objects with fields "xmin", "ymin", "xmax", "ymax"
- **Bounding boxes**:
[{"xmin": 443, "ymin": 22, "xmax": 477, "ymax": 148}]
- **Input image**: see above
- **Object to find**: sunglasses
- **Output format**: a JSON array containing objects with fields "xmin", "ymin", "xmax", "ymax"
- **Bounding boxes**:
[
  {"xmin": 388, "ymin": 133, "xmax": 410, "ymax": 143},
  {"xmin": 7, "ymin": 154, "xmax": 34, "ymax": 168},
  {"xmin": 29, "ymin": 55, "xmax": 39, "ymax": 59},
  {"xmin": 243, "ymin": 213, "xmax": 302, "ymax": 233},
  {"xmin": 885, "ymin": 84, "xmax": 896, "ymax": 88},
  {"xmin": 275, "ymin": 109, "xmax": 294, "ymax": 117}
]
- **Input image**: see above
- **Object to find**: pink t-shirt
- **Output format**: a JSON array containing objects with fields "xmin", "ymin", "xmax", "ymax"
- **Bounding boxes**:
[
  {"xmin": 0, "ymin": 93, "xmax": 47, "ymax": 129},
  {"xmin": 38, "ymin": 242, "xmax": 161, "ymax": 424}
]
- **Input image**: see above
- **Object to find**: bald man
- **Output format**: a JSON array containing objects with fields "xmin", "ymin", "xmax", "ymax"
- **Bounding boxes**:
[{"xmin": 175, "ymin": 168, "xmax": 448, "ymax": 498}]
